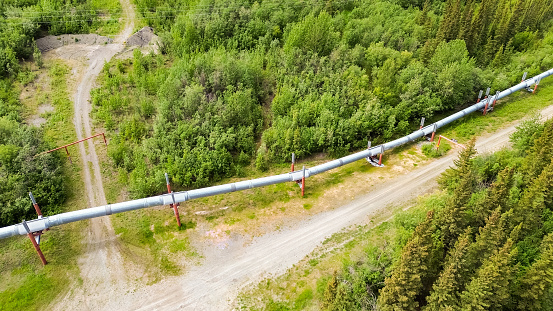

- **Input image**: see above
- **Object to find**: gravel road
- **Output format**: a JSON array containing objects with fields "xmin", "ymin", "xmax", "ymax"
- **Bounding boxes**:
[{"xmin": 49, "ymin": 0, "xmax": 138, "ymax": 309}]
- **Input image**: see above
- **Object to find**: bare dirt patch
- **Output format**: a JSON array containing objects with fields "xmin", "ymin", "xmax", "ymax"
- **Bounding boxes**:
[{"xmin": 36, "ymin": 34, "xmax": 113, "ymax": 52}]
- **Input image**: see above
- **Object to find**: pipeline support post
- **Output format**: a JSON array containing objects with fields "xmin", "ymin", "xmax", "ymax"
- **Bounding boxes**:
[
  {"xmin": 521, "ymin": 72, "xmax": 528, "ymax": 82},
  {"xmin": 483, "ymin": 98, "xmax": 490, "ymax": 115},
  {"xmin": 22, "ymin": 221, "xmax": 47, "ymax": 266},
  {"xmin": 301, "ymin": 166, "xmax": 306, "ymax": 197},
  {"xmin": 436, "ymin": 136, "xmax": 442, "ymax": 149},
  {"xmin": 430, "ymin": 124, "xmax": 437, "ymax": 142},
  {"xmin": 165, "ymin": 173, "xmax": 181, "ymax": 227},
  {"xmin": 477, "ymin": 90, "xmax": 483, "ymax": 103},
  {"xmin": 64, "ymin": 147, "xmax": 72, "ymax": 164},
  {"xmin": 420, "ymin": 117, "xmax": 425, "ymax": 129},
  {"xmin": 533, "ymin": 78, "xmax": 541, "ymax": 94},
  {"xmin": 29, "ymin": 192, "xmax": 43, "ymax": 217},
  {"xmin": 492, "ymin": 92, "xmax": 499, "ymax": 109},
  {"xmin": 291, "ymin": 153, "xmax": 295, "ymax": 172},
  {"xmin": 378, "ymin": 145, "xmax": 384, "ymax": 166}
]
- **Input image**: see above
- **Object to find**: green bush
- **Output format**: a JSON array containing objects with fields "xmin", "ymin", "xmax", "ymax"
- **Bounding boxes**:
[{"xmin": 422, "ymin": 141, "xmax": 452, "ymax": 158}]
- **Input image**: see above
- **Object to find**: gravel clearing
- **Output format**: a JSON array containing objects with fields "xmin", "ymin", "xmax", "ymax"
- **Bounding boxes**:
[{"xmin": 37, "ymin": 34, "xmax": 113, "ymax": 52}]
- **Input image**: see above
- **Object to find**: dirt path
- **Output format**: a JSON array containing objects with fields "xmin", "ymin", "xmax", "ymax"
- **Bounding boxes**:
[
  {"xmin": 48, "ymin": 0, "xmax": 138, "ymax": 309},
  {"xmin": 65, "ymin": 104, "xmax": 551, "ymax": 310}
]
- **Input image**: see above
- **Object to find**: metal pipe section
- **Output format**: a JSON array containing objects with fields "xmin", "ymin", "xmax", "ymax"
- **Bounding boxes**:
[{"xmin": 1, "ymin": 69, "xmax": 552, "ymax": 240}]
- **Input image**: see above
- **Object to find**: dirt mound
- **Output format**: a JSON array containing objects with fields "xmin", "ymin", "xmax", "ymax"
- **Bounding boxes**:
[
  {"xmin": 36, "ymin": 34, "xmax": 113, "ymax": 52},
  {"xmin": 126, "ymin": 26, "xmax": 158, "ymax": 47}
]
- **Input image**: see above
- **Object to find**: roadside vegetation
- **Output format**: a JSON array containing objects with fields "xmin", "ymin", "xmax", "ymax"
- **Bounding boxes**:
[{"xmin": 239, "ymin": 111, "xmax": 553, "ymax": 310}]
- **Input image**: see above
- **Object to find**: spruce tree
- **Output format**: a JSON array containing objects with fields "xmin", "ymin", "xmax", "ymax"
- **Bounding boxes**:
[
  {"xmin": 424, "ymin": 229, "xmax": 472, "ymax": 311},
  {"xmin": 457, "ymin": 0, "xmax": 475, "ymax": 49},
  {"xmin": 465, "ymin": 209, "xmax": 505, "ymax": 273},
  {"xmin": 459, "ymin": 238, "xmax": 517, "ymax": 310},
  {"xmin": 323, "ymin": 271, "xmax": 339, "ymax": 309},
  {"xmin": 472, "ymin": 167, "xmax": 514, "ymax": 227},
  {"xmin": 513, "ymin": 160, "xmax": 553, "ymax": 234},
  {"xmin": 332, "ymin": 283, "xmax": 354, "ymax": 311},
  {"xmin": 437, "ymin": 0, "xmax": 463, "ymax": 42},
  {"xmin": 523, "ymin": 119, "xmax": 553, "ymax": 183},
  {"xmin": 517, "ymin": 233, "xmax": 553, "ymax": 311},
  {"xmin": 378, "ymin": 211, "xmax": 441, "ymax": 311},
  {"xmin": 506, "ymin": 0, "xmax": 527, "ymax": 40}
]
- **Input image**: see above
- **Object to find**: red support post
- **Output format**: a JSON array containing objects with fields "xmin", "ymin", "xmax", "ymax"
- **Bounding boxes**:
[
  {"xmin": 430, "ymin": 131, "xmax": 435, "ymax": 142},
  {"xmin": 102, "ymin": 133, "xmax": 107, "ymax": 146},
  {"xmin": 378, "ymin": 153, "xmax": 383, "ymax": 166},
  {"xmin": 22, "ymin": 221, "xmax": 47, "ymax": 266},
  {"xmin": 64, "ymin": 147, "xmax": 72, "ymax": 164},
  {"xmin": 436, "ymin": 136, "xmax": 442, "ymax": 149},
  {"xmin": 29, "ymin": 192, "xmax": 42, "ymax": 217},
  {"xmin": 28, "ymin": 233, "xmax": 47, "ymax": 265},
  {"xmin": 533, "ymin": 84, "xmax": 538, "ymax": 94},
  {"xmin": 165, "ymin": 173, "xmax": 181, "ymax": 227},
  {"xmin": 301, "ymin": 166, "xmax": 305, "ymax": 197},
  {"xmin": 483, "ymin": 100, "xmax": 489, "ymax": 116},
  {"xmin": 492, "ymin": 95, "xmax": 497, "ymax": 109}
]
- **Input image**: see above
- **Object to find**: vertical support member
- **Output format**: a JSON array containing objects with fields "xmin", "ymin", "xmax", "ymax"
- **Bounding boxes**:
[
  {"xmin": 301, "ymin": 166, "xmax": 306, "ymax": 197},
  {"xmin": 165, "ymin": 173, "xmax": 181, "ymax": 227},
  {"xmin": 22, "ymin": 220, "xmax": 47, "ymax": 266}
]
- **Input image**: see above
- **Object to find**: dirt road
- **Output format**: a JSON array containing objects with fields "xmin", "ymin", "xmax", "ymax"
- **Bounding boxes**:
[
  {"xmin": 49, "ymin": 0, "xmax": 138, "ymax": 309},
  {"xmin": 66, "ymin": 104, "xmax": 551, "ymax": 310}
]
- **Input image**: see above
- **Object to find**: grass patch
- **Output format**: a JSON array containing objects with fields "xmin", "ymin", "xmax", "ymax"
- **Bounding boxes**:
[
  {"xmin": 111, "ymin": 208, "xmax": 198, "ymax": 282},
  {"xmin": 422, "ymin": 141, "xmax": 451, "ymax": 158}
]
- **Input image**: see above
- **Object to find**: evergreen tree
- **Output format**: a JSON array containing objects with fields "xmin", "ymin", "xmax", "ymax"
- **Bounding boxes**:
[
  {"xmin": 418, "ymin": 0, "xmax": 432, "ymax": 26},
  {"xmin": 517, "ymin": 233, "xmax": 553, "ymax": 311},
  {"xmin": 439, "ymin": 168, "xmax": 474, "ymax": 247},
  {"xmin": 424, "ymin": 229, "xmax": 472, "ymax": 311},
  {"xmin": 465, "ymin": 209, "xmax": 506, "ymax": 272},
  {"xmin": 439, "ymin": 139, "xmax": 477, "ymax": 247},
  {"xmin": 472, "ymin": 167, "xmax": 514, "ymax": 227},
  {"xmin": 437, "ymin": 0, "xmax": 462, "ymax": 42},
  {"xmin": 469, "ymin": 0, "xmax": 499, "ymax": 56},
  {"xmin": 378, "ymin": 211, "xmax": 442, "ymax": 311},
  {"xmin": 506, "ymin": 0, "xmax": 527, "ymax": 40},
  {"xmin": 332, "ymin": 283, "xmax": 354, "ymax": 311},
  {"xmin": 457, "ymin": 0, "xmax": 475, "ymax": 49},
  {"xmin": 323, "ymin": 271, "xmax": 339, "ymax": 309},
  {"xmin": 513, "ymin": 160, "xmax": 553, "ymax": 234},
  {"xmin": 523, "ymin": 119, "xmax": 553, "ymax": 183},
  {"xmin": 459, "ymin": 238, "xmax": 517, "ymax": 310}
]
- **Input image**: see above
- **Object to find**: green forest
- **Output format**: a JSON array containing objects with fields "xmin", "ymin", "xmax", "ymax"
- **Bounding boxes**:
[
  {"xmin": 316, "ymin": 117, "xmax": 553, "ymax": 310},
  {"xmin": 90, "ymin": 0, "xmax": 553, "ymax": 198}
]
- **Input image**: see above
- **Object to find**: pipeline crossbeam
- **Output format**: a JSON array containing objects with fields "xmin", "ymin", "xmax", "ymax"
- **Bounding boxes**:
[{"xmin": 1, "ymin": 68, "xmax": 552, "ymax": 240}]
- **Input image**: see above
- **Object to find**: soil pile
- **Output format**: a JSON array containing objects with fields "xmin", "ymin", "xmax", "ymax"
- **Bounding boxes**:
[{"xmin": 126, "ymin": 26, "xmax": 158, "ymax": 47}]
